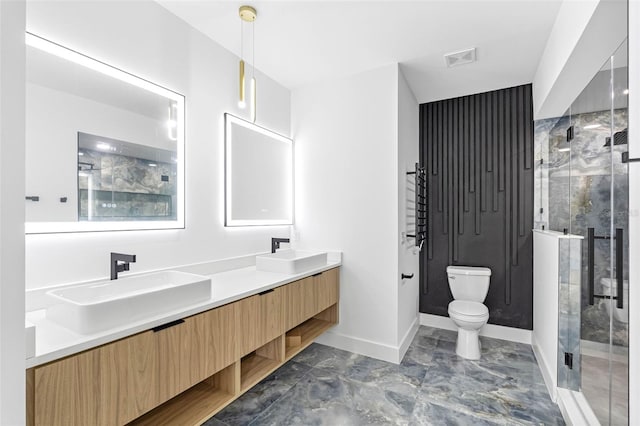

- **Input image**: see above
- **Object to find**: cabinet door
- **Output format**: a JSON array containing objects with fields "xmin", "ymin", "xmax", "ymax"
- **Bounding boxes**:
[
  {"xmin": 282, "ymin": 269, "xmax": 340, "ymax": 331},
  {"xmin": 33, "ymin": 348, "xmax": 101, "ymax": 426},
  {"xmin": 282, "ymin": 276, "xmax": 316, "ymax": 331},
  {"xmin": 31, "ymin": 304, "xmax": 239, "ymax": 426},
  {"xmin": 237, "ymin": 287, "xmax": 283, "ymax": 356},
  {"xmin": 33, "ymin": 329, "xmax": 158, "ymax": 426},
  {"xmin": 104, "ymin": 330, "xmax": 158, "ymax": 424},
  {"xmin": 155, "ymin": 319, "xmax": 193, "ymax": 403},
  {"xmin": 189, "ymin": 302, "xmax": 237, "ymax": 383},
  {"xmin": 313, "ymin": 268, "xmax": 339, "ymax": 313}
]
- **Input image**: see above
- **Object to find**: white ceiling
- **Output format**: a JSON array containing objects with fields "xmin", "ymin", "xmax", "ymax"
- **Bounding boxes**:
[{"xmin": 157, "ymin": 0, "xmax": 563, "ymax": 103}]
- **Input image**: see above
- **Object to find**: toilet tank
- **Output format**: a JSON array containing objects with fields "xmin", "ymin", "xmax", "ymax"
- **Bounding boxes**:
[{"xmin": 447, "ymin": 266, "xmax": 491, "ymax": 302}]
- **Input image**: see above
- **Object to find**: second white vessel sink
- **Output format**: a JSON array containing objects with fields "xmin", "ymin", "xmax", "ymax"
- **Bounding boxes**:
[
  {"xmin": 256, "ymin": 250, "xmax": 328, "ymax": 274},
  {"xmin": 46, "ymin": 271, "xmax": 211, "ymax": 334}
]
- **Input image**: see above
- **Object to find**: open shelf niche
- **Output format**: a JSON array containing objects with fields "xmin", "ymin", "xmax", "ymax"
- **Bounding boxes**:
[
  {"xmin": 285, "ymin": 304, "xmax": 338, "ymax": 360},
  {"xmin": 129, "ymin": 362, "xmax": 238, "ymax": 426},
  {"xmin": 240, "ymin": 335, "xmax": 285, "ymax": 392}
]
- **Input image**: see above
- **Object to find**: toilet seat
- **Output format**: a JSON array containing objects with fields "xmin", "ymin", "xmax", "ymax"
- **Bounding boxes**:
[{"xmin": 448, "ymin": 300, "xmax": 488, "ymax": 316}]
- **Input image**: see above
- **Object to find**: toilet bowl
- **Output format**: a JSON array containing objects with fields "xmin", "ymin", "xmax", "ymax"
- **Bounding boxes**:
[
  {"xmin": 600, "ymin": 277, "xmax": 629, "ymax": 324},
  {"xmin": 446, "ymin": 265, "xmax": 491, "ymax": 360},
  {"xmin": 448, "ymin": 300, "xmax": 489, "ymax": 359}
]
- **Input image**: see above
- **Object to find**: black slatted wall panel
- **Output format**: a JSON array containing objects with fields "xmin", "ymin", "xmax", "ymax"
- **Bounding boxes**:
[{"xmin": 419, "ymin": 84, "xmax": 534, "ymax": 330}]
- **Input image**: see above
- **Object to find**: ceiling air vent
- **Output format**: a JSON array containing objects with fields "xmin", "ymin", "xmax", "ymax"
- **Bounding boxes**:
[{"xmin": 444, "ymin": 48, "xmax": 477, "ymax": 68}]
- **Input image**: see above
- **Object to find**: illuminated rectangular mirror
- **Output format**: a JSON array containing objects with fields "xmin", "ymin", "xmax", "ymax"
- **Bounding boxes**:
[
  {"xmin": 225, "ymin": 114, "xmax": 293, "ymax": 226},
  {"xmin": 25, "ymin": 32, "xmax": 185, "ymax": 233}
]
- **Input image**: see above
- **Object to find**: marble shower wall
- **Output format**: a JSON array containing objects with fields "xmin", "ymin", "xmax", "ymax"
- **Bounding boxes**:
[
  {"xmin": 534, "ymin": 108, "xmax": 629, "ymax": 347},
  {"xmin": 557, "ymin": 237, "xmax": 582, "ymax": 390},
  {"xmin": 78, "ymin": 150, "xmax": 177, "ymax": 220}
]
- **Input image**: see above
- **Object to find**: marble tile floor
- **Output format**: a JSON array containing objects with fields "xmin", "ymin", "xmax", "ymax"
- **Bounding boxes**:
[
  {"xmin": 204, "ymin": 326, "xmax": 565, "ymax": 426},
  {"xmin": 582, "ymin": 353, "xmax": 629, "ymax": 425}
]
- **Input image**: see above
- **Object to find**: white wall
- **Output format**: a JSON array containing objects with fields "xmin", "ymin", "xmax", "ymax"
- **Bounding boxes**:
[
  {"xmin": 628, "ymin": 1, "xmax": 639, "ymax": 423},
  {"xmin": 0, "ymin": 0, "xmax": 26, "ymax": 423},
  {"xmin": 25, "ymin": 1, "xmax": 291, "ymax": 289},
  {"xmin": 532, "ymin": 230, "xmax": 561, "ymax": 402},
  {"xmin": 26, "ymin": 84, "xmax": 169, "ymax": 222},
  {"xmin": 533, "ymin": 0, "xmax": 627, "ymax": 120},
  {"xmin": 292, "ymin": 64, "xmax": 404, "ymax": 362},
  {"xmin": 397, "ymin": 68, "xmax": 420, "ymax": 353}
]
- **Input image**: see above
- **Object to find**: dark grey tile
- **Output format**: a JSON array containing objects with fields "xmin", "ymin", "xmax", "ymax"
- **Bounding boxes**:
[
  {"xmin": 264, "ymin": 360, "xmax": 313, "ymax": 387},
  {"xmin": 201, "ymin": 417, "xmax": 228, "ymax": 426},
  {"xmin": 206, "ymin": 326, "xmax": 564, "ymax": 426},
  {"xmin": 410, "ymin": 399, "xmax": 501, "ymax": 426},
  {"xmin": 402, "ymin": 345, "xmax": 435, "ymax": 366},
  {"xmin": 415, "ymin": 326, "xmax": 458, "ymax": 342},
  {"xmin": 250, "ymin": 367, "xmax": 417, "ymax": 426},
  {"xmin": 213, "ymin": 361, "xmax": 311, "ymax": 426},
  {"xmin": 293, "ymin": 343, "xmax": 363, "ymax": 374},
  {"xmin": 419, "ymin": 356, "xmax": 563, "ymax": 425},
  {"xmin": 342, "ymin": 355, "xmax": 427, "ymax": 398}
]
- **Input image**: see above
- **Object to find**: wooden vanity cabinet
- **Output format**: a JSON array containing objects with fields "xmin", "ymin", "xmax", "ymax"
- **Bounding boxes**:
[
  {"xmin": 282, "ymin": 268, "xmax": 339, "ymax": 331},
  {"xmin": 29, "ymin": 329, "xmax": 158, "ymax": 426},
  {"xmin": 314, "ymin": 268, "xmax": 339, "ymax": 314},
  {"xmin": 28, "ymin": 301, "xmax": 237, "ymax": 426},
  {"xmin": 27, "ymin": 267, "xmax": 339, "ymax": 426},
  {"xmin": 236, "ymin": 287, "xmax": 284, "ymax": 357}
]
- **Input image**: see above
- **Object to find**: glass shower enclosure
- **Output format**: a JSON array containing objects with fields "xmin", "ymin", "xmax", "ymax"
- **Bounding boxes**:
[{"xmin": 534, "ymin": 40, "xmax": 629, "ymax": 425}]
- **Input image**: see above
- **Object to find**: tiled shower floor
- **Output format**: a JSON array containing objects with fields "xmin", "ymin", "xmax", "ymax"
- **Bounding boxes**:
[{"xmin": 204, "ymin": 326, "xmax": 565, "ymax": 425}]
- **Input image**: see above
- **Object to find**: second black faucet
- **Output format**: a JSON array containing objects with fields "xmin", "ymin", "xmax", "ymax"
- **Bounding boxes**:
[
  {"xmin": 111, "ymin": 252, "xmax": 136, "ymax": 280},
  {"xmin": 271, "ymin": 238, "xmax": 290, "ymax": 253}
]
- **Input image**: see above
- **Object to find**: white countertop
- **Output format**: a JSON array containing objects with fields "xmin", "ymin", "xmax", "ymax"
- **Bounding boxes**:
[{"xmin": 25, "ymin": 255, "xmax": 341, "ymax": 369}]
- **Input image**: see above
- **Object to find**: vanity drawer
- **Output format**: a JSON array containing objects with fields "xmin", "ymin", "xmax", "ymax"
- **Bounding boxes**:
[
  {"xmin": 314, "ymin": 268, "xmax": 339, "ymax": 313},
  {"xmin": 30, "ymin": 330, "xmax": 157, "ymax": 425},
  {"xmin": 236, "ymin": 287, "xmax": 284, "ymax": 357},
  {"xmin": 29, "ymin": 303, "xmax": 237, "ymax": 426},
  {"xmin": 282, "ymin": 268, "xmax": 339, "ymax": 331},
  {"xmin": 282, "ymin": 276, "xmax": 316, "ymax": 331}
]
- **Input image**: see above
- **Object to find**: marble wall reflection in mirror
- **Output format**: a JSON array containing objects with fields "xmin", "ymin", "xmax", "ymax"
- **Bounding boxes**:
[
  {"xmin": 225, "ymin": 114, "xmax": 293, "ymax": 226},
  {"xmin": 25, "ymin": 33, "xmax": 185, "ymax": 233}
]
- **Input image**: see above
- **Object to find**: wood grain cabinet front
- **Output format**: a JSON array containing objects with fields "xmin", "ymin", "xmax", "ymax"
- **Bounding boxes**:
[
  {"xmin": 27, "ymin": 267, "xmax": 340, "ymax": 426},
  {"xmin": 28, "ymin": 302, "xmax": 237, "ymax": 426},
  {"xmin": 313, "ymin": 268, "xmax": 339, "ymax": 314},
  {"xmin": 30, "ymin": 330, "xmax": 158, "ymax": 426},
  {"xmin": 236, "ymin": 287, "xmax": 284, "ymax": 357},
  {"xmin": 282, "ymin": 268, "xmax": 339, "ymax": 332}
]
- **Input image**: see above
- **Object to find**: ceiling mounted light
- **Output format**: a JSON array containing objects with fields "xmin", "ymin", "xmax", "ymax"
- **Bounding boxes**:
[
  {"xmin": 238, "ymin": 5, "xmax": 257, "ymax": 122},
  {"xmin": 444, "ymin": 48, "xmax": 477, "ymax": 68},
  {"xmin": 583, "ymin": 124, "xmax": 601, "ymax": 130}
]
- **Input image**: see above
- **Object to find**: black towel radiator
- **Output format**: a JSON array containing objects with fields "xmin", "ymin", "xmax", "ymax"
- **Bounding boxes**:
[{"xmin": 407, "ymin": 162, "xmax": 427, "ymax": 250}]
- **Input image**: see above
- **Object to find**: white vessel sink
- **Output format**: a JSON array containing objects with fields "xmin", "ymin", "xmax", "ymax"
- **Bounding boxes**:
[
  {"xmin": 46, "ymin": 271, "xmax": 211, "ymax": 334},
  {"xmin": 256, "ymin": 250, "xmax": 328, "ymax": 274}
]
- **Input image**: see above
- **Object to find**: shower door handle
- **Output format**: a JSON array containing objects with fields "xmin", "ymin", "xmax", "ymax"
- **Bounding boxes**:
[
  {"xmin": 616, "ymin": 228, "xmax": 623, "ymax": 309},
  {"xmin": 588, "ymin": 228, "xmax": 595, "ymax": 305},
  {"xmin": 587, "ymin": 227, "xmax": 623, "ymax": 308}
]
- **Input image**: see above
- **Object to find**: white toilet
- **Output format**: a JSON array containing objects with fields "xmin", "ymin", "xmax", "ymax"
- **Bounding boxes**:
[{"xmin": 447, "ymin": 265, "xmax": 491, "ymax": 360}]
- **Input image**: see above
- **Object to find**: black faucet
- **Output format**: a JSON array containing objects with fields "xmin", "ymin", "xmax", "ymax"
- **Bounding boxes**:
[
  {"xmin": 271, "ymin": 238, "xmax": 290, "ymax": 253},
  {"xmin": 110, "ymin": 252, "xmax": 136, "ymax": 280}
]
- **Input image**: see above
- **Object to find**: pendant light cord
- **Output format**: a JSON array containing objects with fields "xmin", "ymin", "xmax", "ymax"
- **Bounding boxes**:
[{"xmin": 252, "ymin": 17, "xmax": 257, "ymax": 123}]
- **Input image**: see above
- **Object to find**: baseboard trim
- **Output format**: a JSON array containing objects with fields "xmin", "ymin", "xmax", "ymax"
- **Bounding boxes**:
[
  {"xmin": 316, "ymin": 317, "xmax": 419, "ymax": 365},
  {"xmin": 531, "ymin": 333, "xmax": 557, "ymax": 402},
  {"xmin": 398, "ymin": 318, "xmax": 420, "ymax": 361},
  {"xmin": 316, "ymin": 330, "xmax": 401, "ymax": 364},
  {"xmin": 419, "ymin": 313, "xmax": 532, "ymax": 344},
  {"xmin": 556, "ymin": 388, "xmax": 600, "ymax": 426}
]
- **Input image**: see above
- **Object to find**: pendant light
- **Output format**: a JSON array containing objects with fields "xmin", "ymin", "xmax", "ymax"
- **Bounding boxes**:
[{"xmin": 239, "ymin": 5, "xmax": 257, "ymax": 122}]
